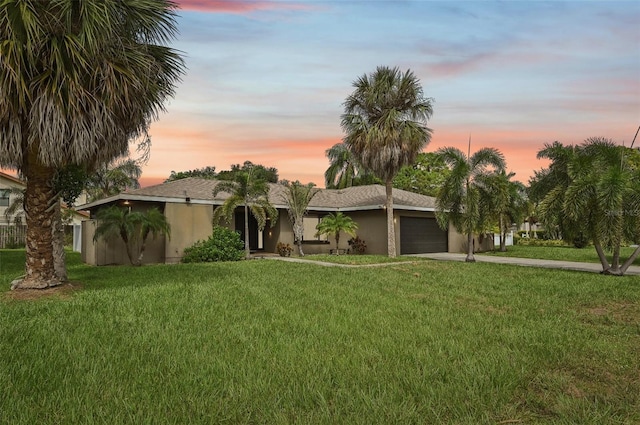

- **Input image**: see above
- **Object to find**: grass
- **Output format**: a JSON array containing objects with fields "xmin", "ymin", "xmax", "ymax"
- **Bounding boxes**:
[
  {"xmin": 303, "ymin": 254, "xmax": 428, "ymax": 265},
  {"xmin": 1, "ymin": 250, "xmax": 639, "ymax": 424},
  {"xmin": 484, "ymin": 244, "xmax": 640, "ymax": 266}
]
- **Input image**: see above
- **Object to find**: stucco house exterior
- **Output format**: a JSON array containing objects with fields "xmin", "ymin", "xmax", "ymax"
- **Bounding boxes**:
[
  {"xmin": 77, "ymin": 177, "xmax": 487, "ymax": 265},
  {"xmin": 0, "ymin": 171, "xmax": 88, "ymax": 250}
]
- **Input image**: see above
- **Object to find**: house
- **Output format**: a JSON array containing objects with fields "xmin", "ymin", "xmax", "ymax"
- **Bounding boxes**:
[
  {"xmin": 0, "ymin": 171, "xmax": 88, "ymax": 250},
  {"xmin": 77, "ymin": 178, "xmax": 488, "ymax": 265}
]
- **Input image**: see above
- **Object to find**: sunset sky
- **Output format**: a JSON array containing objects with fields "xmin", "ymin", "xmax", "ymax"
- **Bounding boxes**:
[{"xmin": 7, "ymin": 1, "xmax": 639, "ymax": 188}]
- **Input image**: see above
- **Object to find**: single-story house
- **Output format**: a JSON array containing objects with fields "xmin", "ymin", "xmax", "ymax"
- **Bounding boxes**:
[{"xmin": 77, "ymin": 177, "xmax": 490, "ymax": 265}]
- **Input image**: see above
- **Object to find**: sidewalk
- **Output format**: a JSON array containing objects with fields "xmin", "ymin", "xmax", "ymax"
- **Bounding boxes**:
[{"xmin": 409, "ymin": 253, "xmax": 640, "ymax": 276}]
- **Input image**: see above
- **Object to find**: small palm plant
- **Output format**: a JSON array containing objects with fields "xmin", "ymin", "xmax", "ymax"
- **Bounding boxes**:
[
  {"xmin": 94, "ymin": 206, "xmax": 170, "ymax": 266},
  {"xmin": 315, "ymin": 212, "xmax": 358, "ymax": 255}
]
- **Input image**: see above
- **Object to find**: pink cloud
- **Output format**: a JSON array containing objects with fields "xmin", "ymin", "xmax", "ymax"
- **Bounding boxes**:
[{"xmin": 176, "ymin": 0, "xmax": 313, "ymax": 14}]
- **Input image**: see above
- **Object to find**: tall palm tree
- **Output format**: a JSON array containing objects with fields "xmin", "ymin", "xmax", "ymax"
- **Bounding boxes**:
[
  {"xmin": 315, "ymin": 212, "xmax": 358, "ymax": 255},
  {"xmin": 324, "ymin": 142, "xmax": 378, "ymax": 189},
  {"xmin": 94, "ymin": 206, "xmax": 171, "ymax": 266},
  {"xmin": 280, "ymin": 180, "xmax": 319, "ymax": 256},
  {"xmin": 436, "ymin": 145, "xmax": 506, "ymax": 262},
  {"xmin": 213, "ymin": 168, "xmax": 278, "ymax": 259},
  {"xmin": 341, "ymin": 66, "xmax": 433, "ymax": 257},
  {"xmin": 0, "ymin": 0, "xmax": 184, "ymax": 289}
]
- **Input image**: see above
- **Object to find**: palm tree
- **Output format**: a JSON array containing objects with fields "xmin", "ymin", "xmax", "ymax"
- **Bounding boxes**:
[
  {"xmin": 280, "ymin": 180, "xmax": 319, "ymax": 256},
  {"xmin": 86, "ymin": 159, "xmax": 143, "ymax": 202},
  {"xmin": 315, "ymin": 212, "xmax": 358, "ymax": 254},
  {"xmin": 529, "ymin": 142, "xmax": 583, "ymax": 245},
  {"xmin": 94, "ymin": 206, "xmax": 170, "ymax": 266},
  {"xmin": 213, "ymin": 167, "xmax": 278, "ymax": 259},
  {"xmin": 0, "ymin": 0, "xmax": 184, "ymax": 289},
  {"xmin": 342, "ymin": 66, "xmax": 433, "ymax": 257},
  {"xmin": 478, "ymin": 171, "xmax": 527, "ymax": 252},
  {"xmin": 324, "ymin": 142, "xmax": 378, "ymax": 188},
  {"xmin": 562, "ymin": 138, "xmax": 640, "ymax": 275},
  {"xmin": 436, "ymin": 145, "xmax": 506, "ymax": 262}
]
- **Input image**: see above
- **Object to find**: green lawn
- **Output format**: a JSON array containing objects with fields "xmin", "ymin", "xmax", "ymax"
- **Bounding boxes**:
[
  {"xmin": 1, "ymin": 250, "xmax": 639, "ymax": 424},
  {"xmin": 484, "ymin": 244, "xmax": 640, "ymax": 266}
]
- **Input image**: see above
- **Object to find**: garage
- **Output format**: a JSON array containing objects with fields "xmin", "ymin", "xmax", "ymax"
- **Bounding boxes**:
[{"xmin": 400, "ymin": 216, "xmax": 448, "ymax": 254}]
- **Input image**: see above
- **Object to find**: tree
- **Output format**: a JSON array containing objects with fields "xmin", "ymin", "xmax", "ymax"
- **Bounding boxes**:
[
  {"xmin": 212, "ymin": 167, "xmax": 278, "ymax": 259},
  {"xmin": 393, "ymin": 152, "xmax": 451, "ymax": 197},
  {"xmin": 94, "ymin": 206, "xmax": 170, "ymax": 266},
  {"xmin": 534, "ymin": 138, "xmax": 640, "ymax": 275},
  {"xmin": 477, "ymin": 171, "xmax": 527, "ymax": 252},
  {"xmin": 435, "ymin": 145, "xmax": 506, "ymax": 262},
  {"xmin": 324, "ymin": 142, "xmax": 378, "ymax": 189},
  {"xmin": 528, "ymin": 142, "xmax": 583, "ymax": 244},
  {"xmin": 342, "ymin": 66, "xmax": 433, "ymax": 257},
  {"xmin": 86, "ymin": 158, "xmax": 142, "ymax": 202},
  {"xmin": 218, "ymin": 161, "xmax": 279, "ymax": 183},
  {"xmin": 280, "ymin": 180, "xmax": 319, "ymax": 256},
  {"xmin": 0, "ymin": 0, "xmax": 184, "ymax": 289},
  {"xmin": 165, "ymin": 166, "xmax": 217, "ymax": 182},
  {"xmin": 315, "ymin": 212, "xmax": 358, "ymax": 254}
]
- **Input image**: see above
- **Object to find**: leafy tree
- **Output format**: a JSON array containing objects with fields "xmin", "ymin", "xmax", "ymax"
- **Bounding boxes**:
[
  {"xmin": 342, "ymin": 66, "xmax": 433, "ymax": 257},
  {"xmin": 324, "ymin": 142, "xmax": 379, "ymax": 188},
  {"xmin": 315, "ymin": 212, "xmax": 358, "ymax": 254},
  {"xmin": 393, "ymin": 152, "xmax": 451, "ymax": 196},
  {"xmin": 0, "ymin": 0, "xmax": 184, "ymax": 289},
  {"xmin": 165, "ymin": 166, "xmax": 217, "ymax": 182},
  {"xmin": 534, "ymin": 138, "xmax": 640, "ymax": 275},
  {"xmin": 94, "ymin": 206, "xmax": 171, "ymax": 266},
  {"xmin": 86, "ymin": 159, "xmax": 142, "ymax": 202},
  {"xmin": 217, "ymin": 161, "xmax": 279, "ymax": 183},
  {"xmin": 435, "ymin": 145, "xmax": 506, "ymax": 262},
  {"xmin": 477, "ymin": 171, "xmax": 527, "ymax": 252},
  {"xmin": 213, "ymin": 167, "xmax": 278, "ymax": 259},
  {"xmin": 280, "ymin": 180, "xmax": 319, "ymax": 256}
]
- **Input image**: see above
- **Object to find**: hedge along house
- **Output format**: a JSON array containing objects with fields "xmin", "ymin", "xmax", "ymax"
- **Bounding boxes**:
[{"xmin": 77, "ymin": 177, "xmax": 476, "ymax": 265}]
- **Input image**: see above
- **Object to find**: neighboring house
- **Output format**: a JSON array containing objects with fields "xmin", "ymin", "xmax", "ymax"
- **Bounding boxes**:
[
  {"xmin": 0, "ymin": 171, "xmax": 88, "ymax": 250},
  {"xmin": 77, "ymin": 178, "xmax": 486, "ymax": 265},
  {"xmin": 0, "ymin": 171, "xmax": 25, "ymax": 225}
]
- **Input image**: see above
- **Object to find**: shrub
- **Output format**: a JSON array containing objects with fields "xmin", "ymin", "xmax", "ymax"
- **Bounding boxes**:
[
  {"xmin": 182, "ymin": 227, "xmax": 244, "ymax": 263},
  {"xmin": 348, "ymin": 236, "xmax": 367, "ymax": 254},
  {"xmin": 276, "ymin": 242, "xmax": 293, "ymax": 257},
  {"xmin": 517, "ymin": 238, "xmax": 568, "ymax": 247}
]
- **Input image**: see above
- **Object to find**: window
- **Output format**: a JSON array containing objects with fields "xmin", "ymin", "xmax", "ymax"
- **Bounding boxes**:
[
  {"xmin": 302, "ymin": 215, "xmax": 328, "ymax": 242},
  {"xmin": 0, "ymin": 189, "xmax": 9, "ymax": 207}
]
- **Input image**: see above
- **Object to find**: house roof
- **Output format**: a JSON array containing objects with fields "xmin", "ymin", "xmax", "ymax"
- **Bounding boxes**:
[
  {"xmin": 77, "ymin": 177, "xmax": 437, "ymax": 212},
  {"xmin": 0, "ymin": 171, "xmax": 25, "ymax": 187}
]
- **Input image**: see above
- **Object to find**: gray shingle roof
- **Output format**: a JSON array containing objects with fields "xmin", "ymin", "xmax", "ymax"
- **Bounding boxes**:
[{"xmin": 78, "ymin": 177, "xmax": 436, "ymax": 212}]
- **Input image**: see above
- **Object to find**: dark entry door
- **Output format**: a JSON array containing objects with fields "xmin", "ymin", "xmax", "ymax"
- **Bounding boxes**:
[
  {"xmin": 400, "ymin": 217, "xmax": 447, "ymax": 254},
  {"xmin": 235, "ymin": 211, "xmax": 259, "ymax": 251}
]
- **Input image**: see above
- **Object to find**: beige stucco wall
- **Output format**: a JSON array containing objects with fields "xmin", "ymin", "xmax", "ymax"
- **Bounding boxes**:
[
  {"xmin": 448, "ymin": 228, "xmax": 494, "ymax": 253},
  {"xmin": 165, "ymin": 203, "xmax": 214, "ymax": 263},
  {"xmin": 82, "ymin": 218, "xmax": 165, "ymax": 266}
]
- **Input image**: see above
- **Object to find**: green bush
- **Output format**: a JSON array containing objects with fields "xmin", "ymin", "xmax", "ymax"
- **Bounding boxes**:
[
  {"xmin": 517, "ymin": 238, "xmax": 568, "ymax": 247},
  {"xmin": 182, "ymin": 227, "xmax": 245, "ymax": 263}
]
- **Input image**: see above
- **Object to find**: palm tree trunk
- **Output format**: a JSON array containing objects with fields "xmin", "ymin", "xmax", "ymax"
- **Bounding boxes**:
[
  {"xmin": 335, "ymin": 232, "xmax": 340, "ymax": 255},
  {"xmin": 465, "ymin": 231, "xmax": 475, "ymax": 262},
  {"xmin": 499, "ymin": 215, "xmax": 506, "ymax": 252},
  {"xmin": 593, "ymin": 240, "xmax": 611, "ymax": 273},
  {"xmin": 244, "ymin": 203, "xmax": 250, "ymax": 259},
  {"xmin": 52, "ymin": 199, "xmax": 68, "ymax": 281},
  {"xmin": 13, "ymin": 155, "xmax": 59, "ymax": 289},
  {"xmin": 385, "ymin": 179, "xmax": 396, "ymax": 258},
  {"xmin": 620, "ymin": 245, "xmax": 640, "ymax": 275}
]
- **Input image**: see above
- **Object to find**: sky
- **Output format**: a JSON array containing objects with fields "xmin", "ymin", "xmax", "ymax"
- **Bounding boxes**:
[{"xmin": 9, "ymin": 0, "xmax": 639, "ymax": 188}]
